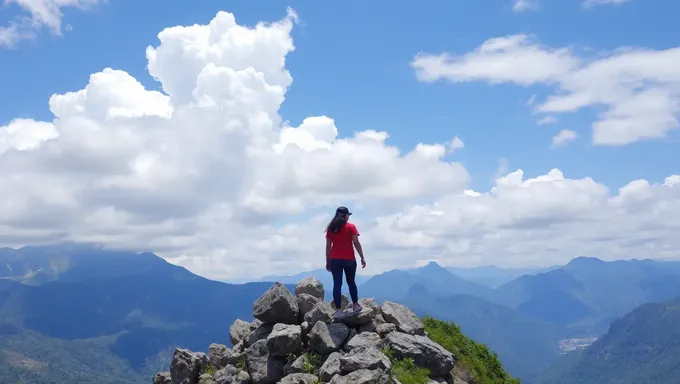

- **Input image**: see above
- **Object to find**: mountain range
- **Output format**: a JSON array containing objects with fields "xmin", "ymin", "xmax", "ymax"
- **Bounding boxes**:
[{"xmin": 2, "ymin": 244, "xmax": 680, "ymax": 383}]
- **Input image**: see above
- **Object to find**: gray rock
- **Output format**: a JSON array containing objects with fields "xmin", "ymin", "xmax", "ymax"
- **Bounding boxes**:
[
  {"xmin": 252, "ymin": 282, "xmax": 299, "ymax": 325},
  {"xmin": 170, "ymin": 348, "xmax": 206, "ymax": 384},
  {"xmin": 244, "ymin": 339, "xmax": 286, "ymax": 384},
  {"xmin": 283, "ymin": 354, "xmax": 309, "ymax": 375},
  {"xmin": 233, "ymin": 341, "xmax": 245, "ymax": 353},
  {"xmin": 247, "ymin": 322, "xmax": 274, "ymax": 347},
  {"xmin": 345, "ymin": 332, "xmax": 383, "ymax": 352},
  {"xmin": 376, "ymin": 323, "xmax": 397, "ymax": 338},
  {"xmin": 357, "ymin": 321, "xmax": 376, "ymax": 334},
  {"xmin": 381, "ymin": 301, "xmax": 426, "ymax": 336},
  {"xmin": 318, "ymin": 351, "xmax": 344, "ymax": 382},
  {"xmin": 339, "ymin": 298, "xmax": 380, "ymax": 327},
  {"xmin": 153, "ymin": 372, "xmax": 171, "ymax": 384},
  {"xmin": 385, "ymin": 332, "xmax": 455, "ymax": 377},
  {"xmin": 304, "ymin": 301, "xmax": 335, "ymax": 326},
  {"xmin": 198, "ymin": 374, "xmax": 214, "ymax": 384},
  {"xmin": 208, "ymin": 343, "xmax": 240, "ymax": 369},
  {"xmin": 339, "ymin": 346, "xmax": 391, "ymax": 374},
  {"xmin": 295, "ymin": 277, "xmax": 325, "ymax": 300},
  {"xmin": 230, "ymin": 319, "xmax": 251, "ymax": 346},
  {"xmin": 297, "ymin": 293, "xmax": 321, "ymax": 322},
  {"xmin": 330, "ymin": 295, "xmax": 350, "ymax": 310},
  {"xmin": 266, "ymin": 323, "xmax": 302, "ymax": 357},
  {"xmin": 329, "ymin": 369, "xmax": 391, "ymax": 384},
  {"xmin": 279, "ymin": 373, "xmax": 320, "ymax": 384},
  {"xmin": 214, "ymin": 365, "xmax": 250, "ymax": 384},
  {"xmin": 308, "ymin": 321, "xmax": 350, "ymax": 355}
]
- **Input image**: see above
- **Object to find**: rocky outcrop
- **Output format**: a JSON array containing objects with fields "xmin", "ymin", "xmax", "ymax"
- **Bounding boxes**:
[{"xmin": 153, "ymin": 277, "xmax": 460, "ymax": 384}]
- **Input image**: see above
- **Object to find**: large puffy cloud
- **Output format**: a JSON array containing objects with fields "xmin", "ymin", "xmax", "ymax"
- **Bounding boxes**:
[
  {"xmin": 1, "ymin": 8, "xmax": 679, "ymax": 281},
  {"xmin": 412, "ymin": 34, "xmax": 680, "ymax": 146}
]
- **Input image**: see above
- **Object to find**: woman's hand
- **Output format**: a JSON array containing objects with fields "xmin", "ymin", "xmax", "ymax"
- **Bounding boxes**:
[
  {"xmin": 326, "ymin": 261, "xmax": 331, "ymax": 272},
  {"xmin": 360, "ymin": 257, "xmax": 366, "ymax": 269}
]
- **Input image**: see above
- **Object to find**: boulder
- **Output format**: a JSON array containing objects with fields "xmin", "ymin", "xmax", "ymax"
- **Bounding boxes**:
[
  {"xmin": 376, "ymin": 323, "xmax": 397, "ymax": 338},
  {"xmin": 330, "ymin": 295, "xmax": 350, "ymax": 310},
  {"xmin": 345, "ymin": 331, "xmax": 383, "ymax": 352},
  {"xmin": 297, "ymin": 293, "xmax": 321, "ymax": 321},
  {"xmin": 198, "ymin": 374, "xmax": 214, "ymax": 384},
  {"xmin": 304, "ymin": 301, "xmax": 335, "ymax": 326},
  {"xmin": 230, "ymin": 319, "xmax": 251, "ymax": 346},
  {"xmin": 244, "ymin": 339, "xmax": 286, "ymax": 384},
  {"xmin": 295, "ymin": 277, "xmax": 325, "ymax": 300},
  {"xmin": 252, "ymin": 282, "xmax": 300, "ymax": 325},
  {"xmin": 329, "ymin": 369, "xmax": 392, "ymax": 384},
  {"xmin": 153, "ymin": 372, "xmax": 171, "ymax": 384},
  {"xmin": 279, "ymin": 373, "xmax": 321, "ymax": 384},
  {"xmin": 381, "ymin": 301, "xmax": 426, "ymax": 336},
  {"xmin": 208, "ymin": 343, "xmax": 240, "ymax": 369},
  {"xmin": 338, "ymin": 346, "xmax": 391, "ymax": 374},
  {"xmin": 308, "ymin": 321, "xmax": 350, "ymax": 355},
  {"xmin": 266, "ymin": 323, "xmax": 303, "ymax": 357},
  {"xmin": 247, "ymin": 322, "xmax": 274, "ymax": 347},
  {"xmin": 318, "ymin": 351, "xmax": 344, "ymax": 382},
  {"xmin": 213, "ymin": 365, "xmax": 250, "ymax": 384},
  {"xmin": 339, "ymin": 298, "xmax": 380, "ymax": 327},
  {"xmin": 170, "ymin": 348, "xmax": 207, "ymax": 384},
  {"xmin": 283, "ymin": 354, "xmax": 309, "ymax": 375},
  {"xmin": 385, "ymin": 332, "xmax": 455, "ymax": 377}
]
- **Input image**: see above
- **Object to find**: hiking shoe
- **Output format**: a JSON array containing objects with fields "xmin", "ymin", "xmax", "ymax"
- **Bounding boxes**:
[
  {"xmin": 352, "ymin": 303, "xmax": 363, "ymax": 313},
  {"xmin": 333, "ymin": 309, "xmax": 345, "ymax": 319}
]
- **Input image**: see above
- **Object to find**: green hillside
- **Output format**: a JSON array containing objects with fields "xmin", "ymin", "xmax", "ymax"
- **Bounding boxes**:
[{"xmin": 536, "ymin": 296, "xmax": 680, "ymax": 384}]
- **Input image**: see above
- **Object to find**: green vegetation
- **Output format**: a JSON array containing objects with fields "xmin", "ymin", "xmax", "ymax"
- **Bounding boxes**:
[
  {"xmin": 285, "ymin": 351, "xmax": 322, "ymax": 374},
  {"xmin": 422, "ymin": 316, "xmax": 520, "ymax": 384},
  {"xmin": 392, "ymin": 358, "xmax": 431, "ymax": 384},
  {"xmin": 200, "ymin": 362, "xmax": 217, "ymax": 376},
  {"xmin": 235, "ymin": 353, "xmax": 247, "ymax": 372},
  {"xmin": 536, "ymin": 296, "xmax": 680, "ymax": 384}
]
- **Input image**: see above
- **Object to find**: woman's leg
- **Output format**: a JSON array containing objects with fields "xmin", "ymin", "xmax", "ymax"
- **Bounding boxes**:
[
  {"xmin": 329, "ymin": 259, "xmax": 344, "ymax": 309},
  {"xmin": 343, "ymin": 259, "xmax": 359, "ymax": 304}
]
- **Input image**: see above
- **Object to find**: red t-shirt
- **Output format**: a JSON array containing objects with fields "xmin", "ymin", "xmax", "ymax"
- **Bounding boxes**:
[{"xmin": 326, "ymin": 222, "xmax": 359, "ymax": 260}]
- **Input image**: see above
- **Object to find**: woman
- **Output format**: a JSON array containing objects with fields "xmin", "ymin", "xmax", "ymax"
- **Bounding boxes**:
[{"xmin": 325, "ymin": 206, "xmax": 366, "ymax": 318}]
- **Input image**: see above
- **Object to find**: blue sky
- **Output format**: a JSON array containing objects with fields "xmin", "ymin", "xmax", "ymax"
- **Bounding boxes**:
[
  {"xmin": 1, "ymin": 0, "xmax": 680, "ymax": 278},
  {"xmin": 2, "ymin": 0, "xmax": 678, "ymax": 193}
]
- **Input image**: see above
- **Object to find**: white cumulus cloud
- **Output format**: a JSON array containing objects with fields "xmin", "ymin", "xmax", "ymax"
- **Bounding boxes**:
[
  {"xmin": 551, "ymin": 129, "xmax": 579, "ymax": 147},
  {"xmin": 1, "ymin": 8, "xmax": 679, "ymax": 281}
]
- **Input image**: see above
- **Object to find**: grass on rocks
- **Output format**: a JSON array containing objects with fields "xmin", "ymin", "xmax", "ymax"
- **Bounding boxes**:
[
  {"xmin": 286, "ymin": 351, "xmax": 323, "ymax": 375},
  {"xmin": 422, "ymin": 316, "xmax": 521, "ymax": 384},
  {"xmin": 382, "ymin": 346, "xmax": 431, "ymax": 384}
]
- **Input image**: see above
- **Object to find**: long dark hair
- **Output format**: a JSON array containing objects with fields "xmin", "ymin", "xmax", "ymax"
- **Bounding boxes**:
[{"xmin": 326, "ymin": 213, "xmax": 348, "ymax": 233}]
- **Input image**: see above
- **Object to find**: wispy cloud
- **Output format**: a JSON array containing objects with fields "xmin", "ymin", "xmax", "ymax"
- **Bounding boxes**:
[
  {"xmin": 552, "ymin": 129, "xmax": 579, "ymax": 147},
  {"xmin": 1, "ymin": 0, "xmax": 105, "ymax": 48},
  {"xmin": 537, "ymin": 116, "xmax": 558, "ymax": 125}
]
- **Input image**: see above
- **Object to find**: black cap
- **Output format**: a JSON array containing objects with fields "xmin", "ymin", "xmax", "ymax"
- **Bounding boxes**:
[{"xmin": 336, "ymin": 206, "xmax": 352, "ymax": 215}]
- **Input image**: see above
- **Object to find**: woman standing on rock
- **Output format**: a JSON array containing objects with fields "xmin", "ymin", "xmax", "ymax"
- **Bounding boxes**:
[{"xmin": 325, "ymin": 206, "xmax": 366, "ymax": 318}]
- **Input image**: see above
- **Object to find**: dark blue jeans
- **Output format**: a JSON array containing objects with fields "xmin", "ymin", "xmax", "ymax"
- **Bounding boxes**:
[{"xmin": 329, "ymin": 258, "xmax": 358, "ymax": 309}]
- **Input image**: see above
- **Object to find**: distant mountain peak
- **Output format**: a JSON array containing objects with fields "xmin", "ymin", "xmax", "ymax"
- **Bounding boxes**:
[{"xmin": 566, "ymin": 256, "xmax": 604, "ymax": 267}]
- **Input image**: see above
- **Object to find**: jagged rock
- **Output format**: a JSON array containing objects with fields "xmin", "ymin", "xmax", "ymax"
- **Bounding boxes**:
[
  {"xmin": 385, "ymin": 332, "xmax": 455, "ymax": 377},
  {"xmin": 345, "ymin": 331, "xmax": 383, "ymax": 352},
  {"xmin": 308, "ymin": 321, "xmax": 350, "ymax": 355},
  {"xmin": 376, "ymin": 323, "xmax": 397, "ymax": 338},
  {"xmin": 381, "ymin": 301, "xmax": 426, "ymax": 336},
  {"xmin": 297, "ymin": 293, "xmax": 321, "ymax": 321},
  {"xmin": 330, "ymin": 295, "xmax": 350, "ymax": 310},
  {"xmin": 301, "ymin": 321, "xmax": 311, "ymax": 337},
  {"xmin": 295, "ymin": 277, "xmax": 325, "ymax": 300},
  {"xmin": 198, "ymin": 374, "xmax": 214, "ymax": 384},
  {"xmin": 344, "ymin": 328, "xmax": 357, "ymax": 350},
  {"xmin": 233, "ymin": 341, "xmax": 245, "ymax": 353},
  {"xmin": 153, "ymin": 372, "xmax": 171, "ymax": 384},
  {"xmin": 453, "ymin": 378, "xmax": 469, "ymax": 384},
  {"xmin": 318, "ymin": 351, "xmax": 344, "ymax": 382},
  {"xmin": 230, "ymin": 319, "xmax": 251, "ymax": 346},
  {"xmin": 358, "ymin": 313, "xmax": 386, "ymax": 334},
  {"xmin": 214, "ymin": 365, "xmax": 250, "ymax": 384},
  {"xmin": 283, "ymin": 354, "xmax": 309, "ymax": 375},
  {"xmin": 244, "ymin": 339, "xmax": 286, "ymax": 384},
  {"xmin": 339, "ymin": 298, "xmax": 380, "ymax": 327},
  {"xmin": 247, "ymin": 322, "xmax": 274, "ymax": 347},
  {"xmin": 304, "ymin": 301, "xmax": 335, "ymax": 325},
  {"xmin": 170, "ymin": 348, "xmax": 207, "ymax": 384},
  {"xmin": 329, "ymin": 369, "xmax": 391, "ymax": 384},
  {"xmin": 266, "ymin": 323, "xmax": 302, "ymax": 357},
  {"xmin": 252, "ymin": 282, "xmax": 300, "ymax": 325},
  {"xmin": 339, "ymin": 346, "xmax": 391, "ymax": 374},
  {"xmin": 279, "ymin": 373, "xmax": 320, "ymax": 384},
  {"xmin": 208, "ymin": 343, "xmax": 241, "ymax": 369}
]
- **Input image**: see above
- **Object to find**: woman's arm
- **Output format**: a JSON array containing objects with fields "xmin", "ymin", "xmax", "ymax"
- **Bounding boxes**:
[
  {"xmin": 352, "ymin": 235, "xmax": 366, "ymax": 267},
  {"xmin": 325, "ymin": 238, "xmax": 332, "ymax": 270}
]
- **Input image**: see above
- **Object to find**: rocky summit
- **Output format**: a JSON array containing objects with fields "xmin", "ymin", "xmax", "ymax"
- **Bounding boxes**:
[{"xmin": 152, "ymin": 277, "xmax": 462, "ymax": 384}]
